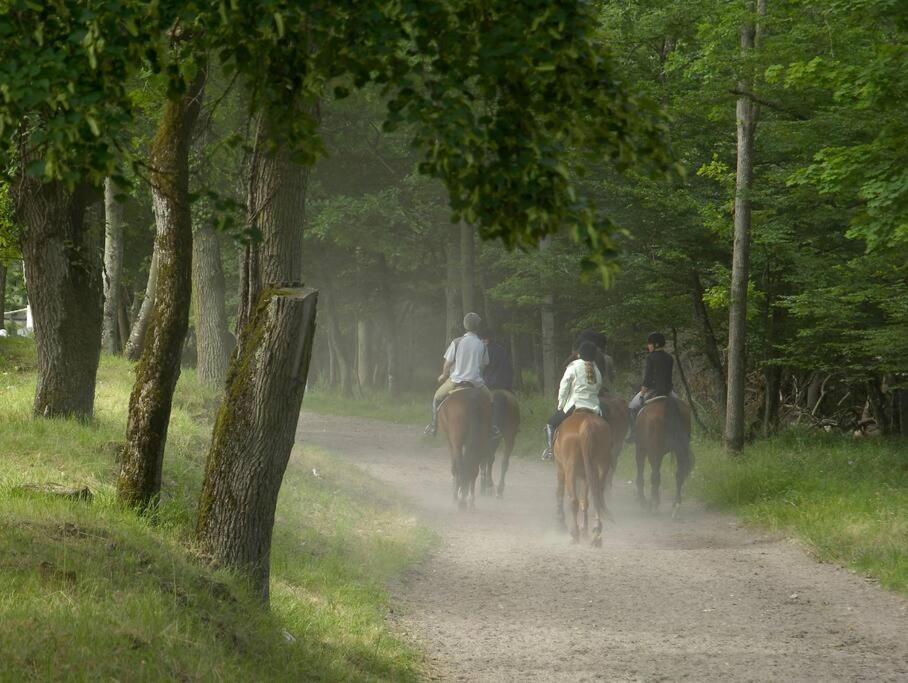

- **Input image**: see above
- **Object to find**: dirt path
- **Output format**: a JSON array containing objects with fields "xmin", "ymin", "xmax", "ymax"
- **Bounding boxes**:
[{"xmin": 298, "ymin": 412, "xmax": 908, "ymax": 682}]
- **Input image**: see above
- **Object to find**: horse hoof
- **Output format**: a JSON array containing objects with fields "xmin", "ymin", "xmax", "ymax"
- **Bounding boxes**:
[
  {"xmin": 496, "ymin": 489, "xmax": 504, "ymax": 499},
  {"xmin": 458, "ymin": 500, "xmax": 467, "ymax": 511},
  {"xmin": 591, "ymin": 536, "xmax": 602, "ymax": 548},
  {"xmin": 671, "ymin": 504, "xmax": 681, "ymax": 521}
]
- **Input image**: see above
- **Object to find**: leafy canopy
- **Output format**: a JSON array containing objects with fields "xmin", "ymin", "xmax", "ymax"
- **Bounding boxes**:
[{"xmin": 0, "ymin": 0, "xmax": 673, "ymax": 277}]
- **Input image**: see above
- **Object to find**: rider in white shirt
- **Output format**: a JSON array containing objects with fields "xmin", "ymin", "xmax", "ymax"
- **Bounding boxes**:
[
  {"xmin": 425, "ymin": 312, "xmax": 494, "ymax": 436},
  {"xmin": 541, "ymin": 341, "xmax": 601, "ymax": 460}
]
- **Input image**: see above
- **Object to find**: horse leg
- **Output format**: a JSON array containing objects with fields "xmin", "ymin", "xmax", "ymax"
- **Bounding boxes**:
[
  {"xmin": 635, "ymin": 444, "xmax": 647, "ymax": 509},
  {"xmin": 556, "ymin": 463, "xmax": 566, "ymax": 531},
  {"xmin": 672, "ymin": 446, "xmax": 691, "ymax": 519},
  {"xmin": 578, "ymin": 478, "xmax": 589, "ymax": 539},
  {"xmin": 497, "ymin": 435, "xmax": 514, "ymax": 499},
  {"xmin": 649, "ymin": 453, "xmax": 663, "ymax": 512},
  {"xmin": 566, "ymin": 470, "xmax": 580, "ymax": 543}
]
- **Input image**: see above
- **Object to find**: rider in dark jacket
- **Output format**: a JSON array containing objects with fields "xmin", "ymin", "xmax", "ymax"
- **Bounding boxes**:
[{"xmin": 627, "ymin": 332, "xmax": 677, "ymax": 442}]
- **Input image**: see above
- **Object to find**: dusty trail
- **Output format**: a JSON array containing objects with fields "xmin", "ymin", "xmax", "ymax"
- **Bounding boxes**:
[{"xmin": 298, "ymin": 412, "xmax": 908, "ymax": 682}]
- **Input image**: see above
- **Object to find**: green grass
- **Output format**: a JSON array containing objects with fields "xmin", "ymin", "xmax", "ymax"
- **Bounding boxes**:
[
  {"xmin": 0, "ymin": 338, "xmax": 434, "ymax": 681},
  {"xmin": 690, "ymin": 430, "xmax": 908, "ymax": 595}
]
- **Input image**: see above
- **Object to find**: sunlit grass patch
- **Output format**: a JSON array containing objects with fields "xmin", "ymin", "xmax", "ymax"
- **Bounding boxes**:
[
  {"xmin": 691, "ymin": 430, "xmax": 908, "ymax": 595},
  {"xmin": 0, "ymin": 338, "xmax": 434, "ymax": 680}
]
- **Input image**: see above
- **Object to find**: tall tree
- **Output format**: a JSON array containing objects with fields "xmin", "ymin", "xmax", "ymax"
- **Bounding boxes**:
[
  {"xmin": 724, "ymin": 0, "xmax": 766, "ymax": 452},
  {"xmin": 101, "ymin": 177, "xmax": 126, "ymax": 354},
  {"xmin": 460, "ymin": 222, "xmax": 475, "ymax": 314},
  {"xmin": 192, "ymin": 223, "xmax": 233, "ymax": 387},
  {"xmin": 117, "ymin": 71, "xmax": 206, "ymax": 509}
]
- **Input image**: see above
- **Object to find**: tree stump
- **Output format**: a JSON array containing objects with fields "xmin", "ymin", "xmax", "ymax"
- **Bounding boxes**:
[{"xmin": 196, "ymin": 286, "xmax": 318, "ymax": 601}]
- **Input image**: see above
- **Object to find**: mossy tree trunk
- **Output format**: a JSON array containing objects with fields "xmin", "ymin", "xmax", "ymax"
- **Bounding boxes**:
[
  {"xmin": 13, "ymin": 177, "xmax": 103, "ymax": 419},
  {"xmin": 117, "ymin": 73, "xmax": 205, "ymax": 510},
  {"xmin": 102, "ymin": 177, "xmax": 126, "ymax": 354},
  {"xmin": 236, "ymin": 111, "xmax": 309, "ymax": 345},
  {"xmin": 125, "ymin": 250, "xmax": 160, "ymax": 361},
  {"xmin": 193, "ymin": 223, "xmax": 233, "ymax": 388},
  {"xmin": 196, "ymin": 286, "xmax": 318, "ymax": 600}
]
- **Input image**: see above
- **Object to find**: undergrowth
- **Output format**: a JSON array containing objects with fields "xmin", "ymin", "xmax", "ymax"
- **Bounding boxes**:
[
  {"xmin": 0, "ymin": 338, "xmax": 433, "ymax": 681},
  {"xmin": 690, "ymin": 430, "xmax": 908, "ymax": 595}
]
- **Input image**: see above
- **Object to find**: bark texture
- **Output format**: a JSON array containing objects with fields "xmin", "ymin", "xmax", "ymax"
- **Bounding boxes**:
[
  {"xmin": 0, "ymin": 262, "xmax": 6, "ymax": 329},
  {"xmin": 690, "ymin": 270, "xmax": 727, "ymax": 413},
  {"xmin": 102, "ymin": 177, "xmax": 126, "ymax": 354},
  {"xmin": 193, "ymin": 223, "xmax": 233, "ymax": 388},
  {"xmin": 125, "ymin": 251, "xmax": 160, "ymax": 361},
  {"xmin": 14, "ymin": 179, "xmax": 103, "ymax": 419},
  {"xmin": 196, "ymin": 286, "xmax": 318, "ymax": 599},
  {"xmin": 444, "ymin": 228, "xmax": 461, "ymax": 342},
  {"xmin": 724, "ymin": 0, "xmax": 765, "ymax": 453},
  {"xmin": 237, "ymin": 112, "xmax": 309, "ymax": 338},
  {"xmin": 356, "ymin": 318, "xmax": 371, "ymax": 390},
  {"xmin": 118, "ymin": 74, "xmax": 204, "ymax": 509},
  {"xmin": 460, "ymin": 222, "xmax": 475, "ymax": 315}
]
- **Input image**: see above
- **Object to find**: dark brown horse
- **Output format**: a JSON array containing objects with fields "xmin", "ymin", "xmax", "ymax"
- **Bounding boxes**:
[
  {"xmin": 599, "ymin": 393, "xmax": 630, "ymax": 492},
  {"xmin": 635, "ymin": 396, "xmax": 694, "ymax": 517},
  {"xmin": 438, "ymin": 387, "xmax": 493, "ymax": 510},
  {"xmin": 480, "ymin": 389, "xmax": 520, "ymax": 498},
  {"xmin": 554, "ymin": 409, "xmax": 612, "ymax": 546}
]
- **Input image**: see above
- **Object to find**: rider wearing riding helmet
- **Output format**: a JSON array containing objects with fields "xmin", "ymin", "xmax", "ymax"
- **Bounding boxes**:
[
  {"xmin": 627, "ymin": 331, "xmax": 678, "ymax": 442},
  {"xmin": 541, "ymin": 341, "xmax": 602, "ymax": 461},
  {"xmin": 425, "ymin": 312, "xmax": 495, "ymax": 437}
]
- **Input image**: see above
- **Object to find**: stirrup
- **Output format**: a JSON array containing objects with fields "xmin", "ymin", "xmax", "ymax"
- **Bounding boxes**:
[
  {"xmin": 424, "ymin": 423, "xmax": 436, "ymax": 437},
  {"xmin": 541, "ymin": 447, "xmax": 554, "ymax": 462},
  {"xmin": 491, "ymin": 425, "xmax": 502, "ymax": 441}
]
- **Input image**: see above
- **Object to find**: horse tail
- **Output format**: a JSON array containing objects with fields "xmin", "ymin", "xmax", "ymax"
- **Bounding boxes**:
[
  {"xmin": 581, "ymin": 419, "xmax": 605, "ymax": 519},
  {"xmin": 668, "ymin": 398, "xmax": 694, "ymax": 478}
]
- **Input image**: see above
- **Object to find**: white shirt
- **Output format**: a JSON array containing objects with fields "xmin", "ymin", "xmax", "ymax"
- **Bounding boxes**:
[
  {"xmin": 444, "ymin": 332, "xmax": 488, "ymax": 385},
  {"xmin": 558, "ymin": 359, "xmax": 602, "ymax": 413}
]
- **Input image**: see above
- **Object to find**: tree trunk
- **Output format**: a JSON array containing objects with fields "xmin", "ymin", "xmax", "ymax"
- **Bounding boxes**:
[
  {"xmin": 0, "ymin": 261, "xmax": 6, "ymax": 330},
  {"xmin": 237, "ymin": 112, "xmax": 309, "ymax": 339},
  {"xmin": 444, "ymin": 228, "xmax": 461, "ymax": 342},
  {"xmin": 117, "ymin": 285, "xmax": 132, "ymax": 346},
  {"xmin": 724, "ymin": 0, "xmax": 764, "ymax": 453},
  {"xmin": 14, "ymin": 178, "xmax": 103, "ymax": 419},
  {"xmin": 540, "ymin": 237, "xmax": 556, "ymax": 398},
  {"xmin": 102, "ymin": 177, "xmax": 126, "ymax": 354},
  {"xmin": 509, "ymin": 332, "xmax": 522, "ymax": 391},
  {"xmin": 460, "ymin": 222, "xmax": 475, "ymax": 315},
  {"xmin": 356, "ymin": 317, "xmax": 371, "ymax": 390},
  {"xmin": 690, "ymin": 269, "xmax": 726, "ymax": 413},
  {"xmin": 125, "ymin": 250, "xmax": 160, "ymax": 361},
  {"xmin": 193, "ymin": 223, "xmax": 233, "ymax": 388},
  {"xmin": 117, "ymin": 73, "xmax": 204, "ymax": 510},
  {"xmin": 197, "ymin": 286, "xmax": 318, "ymax": 600},
  {"xmin": 896, "ymin": 389, "xmax": 908, "ymax": 437}
]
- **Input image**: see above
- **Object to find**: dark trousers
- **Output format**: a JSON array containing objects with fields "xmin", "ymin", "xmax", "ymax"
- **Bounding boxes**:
[{"xmin": 547, "ymin": 406, "xmax": 575, "ymax": 430}]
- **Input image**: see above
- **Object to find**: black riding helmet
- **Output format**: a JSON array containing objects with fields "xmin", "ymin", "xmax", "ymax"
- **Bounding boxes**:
[
  {"xmin": 578, "ymin": 341, "xmax": 598, "ymax": 362},
  {"xmin": 647, "ymin": 332, "xmax": 666, "ymax": 348}
]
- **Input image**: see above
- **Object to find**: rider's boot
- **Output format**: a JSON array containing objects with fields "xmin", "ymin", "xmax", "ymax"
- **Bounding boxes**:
[
  {"xmin": 541, "ymin": 424, "xmax": 555, "ymax": 461},
  {"xmin": 424, "ymin": 399, "xmax": 439, "ymax": 436},
  {"xmin": 626, "ymin": 412, "xmax": 637, "ymax": 443}
]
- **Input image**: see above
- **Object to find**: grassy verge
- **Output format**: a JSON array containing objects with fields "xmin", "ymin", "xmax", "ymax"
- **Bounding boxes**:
[
  {"xmin": 0, "ymin": 338, "xmax": 434, "ymax": 681},
  {"xmin": 690, "ymin": 430, "xmax": 908, "ymax": 595}
]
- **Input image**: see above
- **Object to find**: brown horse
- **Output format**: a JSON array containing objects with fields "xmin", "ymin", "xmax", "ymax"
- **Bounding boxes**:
[
  {"xmin": 599, "ymin": 393, "xmax": 630, "ymax": 492},
  {"xmin": 438, "ymin": 387, "xmax": 493, "ymax": 510},
  {"xmin": 635, "ymin": 396, "xmax": 694, "ymax": 517},
  {"xmin": 554, "ymin": 410, "xmax": 612, "ymax": 546},
  {"xmin": 481, "ymin": 390, "xmax": 520, "ymax": 498}
]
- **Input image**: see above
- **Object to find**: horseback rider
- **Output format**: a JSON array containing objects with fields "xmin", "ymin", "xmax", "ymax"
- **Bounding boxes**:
[
  {"xmin": 480, "ymin": 328, "xmax": 513, "ymax": 392},
  {"xmin": 627, "ymin": 332, "xmax": 678, "ymax": 442},
  {"xmin": 541, "ymin": 341, "xmax": 601, "ymax": 461},
  {"xmin": 425, "ymin": 312, "xmax": 496, "ymax": 437},
  {"xmin": 569, "ymin": 329, "xmax": 616, "ymax": 391}
]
